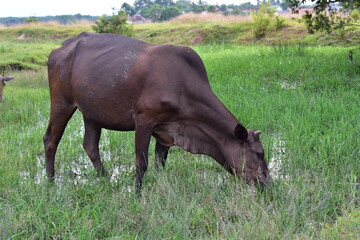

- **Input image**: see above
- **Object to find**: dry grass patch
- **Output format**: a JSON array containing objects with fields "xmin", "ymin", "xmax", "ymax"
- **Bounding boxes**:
[{"xmin": 170, "ymin": 13, "xmax": 253, "ymax": 24}]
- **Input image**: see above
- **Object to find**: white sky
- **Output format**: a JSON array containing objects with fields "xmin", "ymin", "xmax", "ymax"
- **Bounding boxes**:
[{"xmin": 0, "ymin": 0, "xmax": 258, "ymax": 18}]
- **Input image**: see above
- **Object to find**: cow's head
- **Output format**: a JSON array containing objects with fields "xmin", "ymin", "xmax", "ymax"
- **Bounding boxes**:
[
  {"xmin": 231, "ymin": 124, "xmax": 270, "ymax": 189},
  {"xmin": 0, "ymin": 75, "xmax": 14, "ymax": 101}
]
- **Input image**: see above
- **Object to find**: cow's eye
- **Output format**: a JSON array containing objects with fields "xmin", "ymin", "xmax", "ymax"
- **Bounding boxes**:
[{"xmin": 256, "ymin": 152, "xmax": 264, "ymax": 159}]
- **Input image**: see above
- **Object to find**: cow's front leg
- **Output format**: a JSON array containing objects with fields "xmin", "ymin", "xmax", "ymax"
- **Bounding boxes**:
[{"xmin": 134, "ymin": 119, "xmax": 153, "ymax": 196}]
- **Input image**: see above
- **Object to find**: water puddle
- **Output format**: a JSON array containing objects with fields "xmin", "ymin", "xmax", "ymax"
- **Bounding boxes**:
[
  {"xmin": 197, "ymin": 169, "xmax": 226, "ymax": 187},
  {"xmin": 36, "ymin": 110, "xmax": 47, "ymax": 129},
  {"xmin": 21, "ymin": 129, "xmax": 289, "ymax": 189},
  {"xmin": 269, "ymin": 135, "xmax": 289, "ymax": 180},
  {"xmin": 20, "ymin": 153, "xmax": 135, "ymax": 189},
  {"xmin": 20, "ymin": 155, "xmax": 47, "ymax": 185},
  {"xmin": 279, "ymin": 81, "xmax": 297, "ymax": 90}
]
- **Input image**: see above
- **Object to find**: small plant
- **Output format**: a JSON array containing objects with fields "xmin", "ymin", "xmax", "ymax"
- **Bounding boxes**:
[
  {"xmin": 251, "ymin": 2, "xmax": 279, "ymax": 39},
  {"xmin": 252, "ymin": 13, "xmax": 271, "ymax": 38},
  {"xmin": 350, "ymin": 9, "xmax": 360, "ymax": 21},
  {"xmin": 92, "ymin": 10, "xmax": 134, "ymax": 37},
  {"xmin": 274, "ymin": 14, "xmax": 286, "ymax": 30}
]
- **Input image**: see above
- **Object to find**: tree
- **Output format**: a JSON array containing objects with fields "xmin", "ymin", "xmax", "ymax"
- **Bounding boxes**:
[
  {"xmin": 175, "ymin": 0, "xmax": 193, "ymax": 13},
  {"xmin": 142, "ymin": 4, "xmax": 162, "ymax": 21},
  {"xmin": 25, "ymin": 16, "xmax": 39, "ymax": 23},
  {"xmin": 154, "ymin": 0, "xmax": 175, "ymax": 7},
  {"xmin": 121, "ymin": 2, "xmax": 136, "ymax": 16},
  {"xmin": 159, "ymin": 6, "xmax": 181, "ymax": 21},
  {"xmin": 134, "ymin": 0, "xmax": 153, "ymax": 13},
  {"xmin": 280, "ymin": 1, "xmax": 291, "ymax": 11},
  {"xmin": 288, "ymin": 0, "xmax": 360, "ymax": 11},
  {"xmin": 239, "ymin": 2, "xmax": 257, "ymax": 10},
  {"xmin": 197, "ymin": 0, "xmax": 206, "ymax": 12},
  {"xmin": 287, "ymin": 0, "xmax": 360, "ymax": 33},
  {"xmin": 207, "ymin": 5, "xmax": 216, "ymax": 12}
]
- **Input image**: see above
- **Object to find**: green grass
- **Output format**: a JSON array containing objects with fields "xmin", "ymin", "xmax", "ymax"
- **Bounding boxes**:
[
  {"xmin": 0, "ymin": 41, "xmax": 57, "ymax": 71},
  {"xmin": 0, "ymin": 44, "xmax": 359, "ymax": 239},
  {"xmin": 0, "ymin": 24, "xmax": 91, "ymax": 43}
]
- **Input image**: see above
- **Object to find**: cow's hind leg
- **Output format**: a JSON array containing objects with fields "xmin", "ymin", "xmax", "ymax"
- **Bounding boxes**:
[
  {"xmin": 82, "ymin": 116, "xmax": 107, "ymax": 176},
  {"xmin": 43, "ymin": 105, "xmax": 76, "ymax": 179},
  {"xmin": 155, "ymin": 140, "xmax": 169, "ymax": 169}
]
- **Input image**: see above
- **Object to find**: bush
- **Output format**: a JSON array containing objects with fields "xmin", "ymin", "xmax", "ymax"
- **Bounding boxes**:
[
  {"xmin": 274, "ymin": 14, "xmax": 286, "ymax": 30},
  {"xmin": 351, "ymin": 9, "xmax": 360, "ymax": 21},
  {"xmin": 159, "ymin": 6, "xmax": 181, "ymax": 22},
  {"xmin": 92, "ymin": 11, "xmax": 134, "ymax": 37},
  {"xmin": 252, "ymin": 13, "xmax": 272, "ymax": 39},
  {"xmin": 251, "ymin": 3, "xmax": 275, "ymax": 39}
]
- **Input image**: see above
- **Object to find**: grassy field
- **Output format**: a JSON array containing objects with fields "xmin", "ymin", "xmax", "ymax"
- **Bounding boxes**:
[{"xmin": 0, "ymin": 43, "xmax": 359, "ymax": 239}]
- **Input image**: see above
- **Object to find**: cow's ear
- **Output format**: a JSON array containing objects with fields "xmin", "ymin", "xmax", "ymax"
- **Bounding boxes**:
[
  {"xmin": 234, "ymin": 124, "xmax": 248, "ymax": 142},
  {"xmin": 0, "ymin": 76, "xmax": 14, "ymax": 82}
]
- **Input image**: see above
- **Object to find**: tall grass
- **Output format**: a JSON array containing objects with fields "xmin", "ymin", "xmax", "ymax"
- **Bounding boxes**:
[
  {"xmin": 170, "ymin": 13, "xmax": 253, "ymax": 24},
  {"xmin": 0, "ymin": 45, "xmax": 359, "ymax": 239}
]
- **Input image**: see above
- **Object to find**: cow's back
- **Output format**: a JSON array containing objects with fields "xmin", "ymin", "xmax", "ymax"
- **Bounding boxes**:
[
  {"xmin": 48, "ymin": 32, "xmax": 150, "ymax": 86},
  {"xmin": 48, "ymin": 32, "xmax": 213, "ymax": 131}
]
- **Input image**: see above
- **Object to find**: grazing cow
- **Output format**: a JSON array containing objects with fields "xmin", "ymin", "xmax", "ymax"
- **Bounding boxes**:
[
  {"xmin": 0, "ymin": 75, "xmax": 14, "ymax": 101},
  {"xmin": 44, "ymin": 32, "xmax": 269, "ymax": 194}
]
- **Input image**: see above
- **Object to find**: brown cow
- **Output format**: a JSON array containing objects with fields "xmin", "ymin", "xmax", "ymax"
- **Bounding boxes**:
[
  {"xmin": 0, "ymin": 75, "xmax": 14, "ymax": 102},
  {"xmin": 44, "ymin": 32, "xmax": 269, "ymax": 194}
]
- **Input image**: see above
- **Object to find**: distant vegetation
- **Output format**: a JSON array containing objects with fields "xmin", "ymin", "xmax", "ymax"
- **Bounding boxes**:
[
  {"xmin": 1, "ymin": 12, "xmax": 359, "ymax": 72},
  {"xmin": 0, "ymin": 1, "xmax": 359, "ymax": 72},
  {"xmin": 0, "ymin": 14, "xmax": 97, "ymax": 26},
  {"xmin": 123, "ymin": 0, "xmax": 263, "ymax": 22}
]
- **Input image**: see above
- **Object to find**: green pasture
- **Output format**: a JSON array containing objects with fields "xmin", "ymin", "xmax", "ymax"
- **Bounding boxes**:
[{"xmin": 0, "ymin": 42, "xmax": 359, "ymax": 239}]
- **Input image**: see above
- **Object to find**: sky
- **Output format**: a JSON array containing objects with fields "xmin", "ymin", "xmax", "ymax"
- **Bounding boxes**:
[{"xmin": 0, "ymin": 0, "xmax": 258, "ymax": 18}]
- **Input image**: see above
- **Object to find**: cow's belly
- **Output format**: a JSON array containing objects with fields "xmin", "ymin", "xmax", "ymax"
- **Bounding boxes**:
[
  {"xmin": 72, "ymin": 86, "xmax": 137, "ymax": 131},
  {"xmin": 77, "ymin": 99, "xmax": 136, "ymax": 131}
]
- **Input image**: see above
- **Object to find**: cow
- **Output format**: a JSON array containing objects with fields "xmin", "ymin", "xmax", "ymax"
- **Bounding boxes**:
[
  {"xmin": 44, "ymin": 32, "xmax": 270, "ymax": 194},
  {"xmin": 0, "ymin": 75, "xmax": 14, "ymax": 102}
]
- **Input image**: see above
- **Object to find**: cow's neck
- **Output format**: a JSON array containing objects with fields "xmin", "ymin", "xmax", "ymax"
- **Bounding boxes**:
[{"xmin": 174, "ymin": 92, "xmax": 240, "ymax": 167}]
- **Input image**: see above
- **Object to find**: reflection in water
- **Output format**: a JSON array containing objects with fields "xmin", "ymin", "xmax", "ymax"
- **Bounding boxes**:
[
  {"xmin": 269, "ymin": 135, "xmax": 288, "ymax": 179},
  {"xmin": 20, "ymin": 153, "xmax": 134, "ymax": 189}
]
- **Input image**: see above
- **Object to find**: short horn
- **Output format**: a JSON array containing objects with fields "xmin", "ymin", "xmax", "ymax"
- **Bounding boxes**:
[{"xmin": 254, "ymin": 131, "xmax": 261, "ymax": 136}]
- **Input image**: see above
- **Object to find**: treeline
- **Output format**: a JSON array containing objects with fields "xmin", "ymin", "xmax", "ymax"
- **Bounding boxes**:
[
  {"xmin": 0, "ymin": 14, "xmax": 98, "ymax": 26},
  {"xmin": 0, "ymin": 1, "xmax": 291, "ymax": 26},
  {"xmin": 121, "ymin": 0, "xmax": 290, "ymax": 22},
  {"xmin": 122, "ymin": 0, "xmax": 253, "ymax": 22}
]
